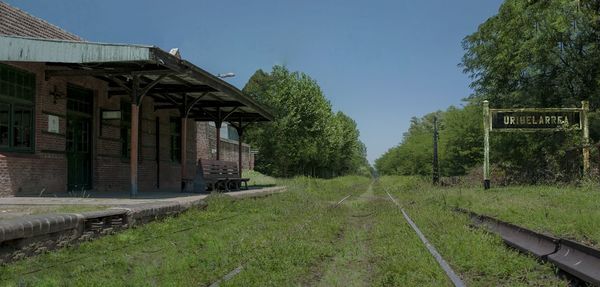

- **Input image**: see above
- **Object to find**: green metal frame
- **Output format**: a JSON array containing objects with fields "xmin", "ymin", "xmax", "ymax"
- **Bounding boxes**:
[{"xmin": 0, "ymin": 63, "xmax": 35, "ymax": 153}]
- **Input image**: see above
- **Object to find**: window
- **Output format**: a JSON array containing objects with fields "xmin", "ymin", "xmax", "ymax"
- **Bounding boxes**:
[
  {"xmin": 170, "ymin": 117, "xmax": 181, "ymax": 162},
  {"xmin": 0, "ymin": 103, "xmax": 9, "ymax": 147},
  {"xmin": 0, "ymin": 64, "xmax": 35, "ymax": 152}
]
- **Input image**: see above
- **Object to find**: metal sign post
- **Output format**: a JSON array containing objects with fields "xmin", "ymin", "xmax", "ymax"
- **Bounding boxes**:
[
  {"xmin": 433, "ymin": 116, "xmax": 440, "ymax": 185},
  {"xmin": 482, "ymin": 101, "xmax": 589, "ymax": 189},
  {"xmin": 483, "ymin": 101, "xmax": 490, "ymax": 189},
  {"xmin": 583, "ymin": 101, "xmax": 590, "ymax": 175}
]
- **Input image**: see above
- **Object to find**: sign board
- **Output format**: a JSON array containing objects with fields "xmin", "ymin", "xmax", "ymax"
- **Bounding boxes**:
[
  {"xmin": 490, "ymin": 110, "xmax": 581, "ymax": 131},
  {"xmin": 48, "ymin": 115, "xmax": 59, "ymax": 133},
  {"xmin": 102, "ymin": 110, "xmax": 121, "ymax": 120},
  {"xmin": 482, "ymin": 101, "xmax": 589, "ymax": 190}
]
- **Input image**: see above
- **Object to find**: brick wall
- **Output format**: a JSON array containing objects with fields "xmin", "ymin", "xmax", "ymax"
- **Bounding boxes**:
[
  {"xmin": 0, "ymin": 62, "xmax": 196, "ymax": 196},
  {"xmin": 0, "ymin": 62, "xmax": 68, "ymax": 196},
  {"xmin": 0, "ymin": 61, "xmax": 256, "ymax": 197},
  {"xmin": 195, "ymin": 122, "xmax": 255, "ymax": 170}
]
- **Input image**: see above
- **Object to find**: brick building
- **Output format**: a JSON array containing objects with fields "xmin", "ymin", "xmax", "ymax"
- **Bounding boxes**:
[{"xmin": 0, "ymin": 2, "xmax": 270, "ymax": 197}]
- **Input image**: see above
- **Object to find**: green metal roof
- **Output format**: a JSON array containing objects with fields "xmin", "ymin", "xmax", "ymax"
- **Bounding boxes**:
[
  {"xmin": 0, "ymin": 35, "xmax": 273, "ymax": 122},
  {"xmin": 0, "ymin": 35, "xmax": 153, "ymax": 63}
]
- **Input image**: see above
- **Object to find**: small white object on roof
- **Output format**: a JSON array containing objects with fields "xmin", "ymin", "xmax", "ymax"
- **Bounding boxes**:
[{"xmin": 169, "ymin": 48, "xmax": 181, "ymax": 59}]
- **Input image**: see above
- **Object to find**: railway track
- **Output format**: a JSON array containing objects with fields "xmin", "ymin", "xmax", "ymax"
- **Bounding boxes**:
[
  {"xmin": 455, "ymin": 208, "xmax": 600, "ymax": 286},
  {"xmin": 386, "ymin": 191, "xmax": 466, "ymax": 287}
]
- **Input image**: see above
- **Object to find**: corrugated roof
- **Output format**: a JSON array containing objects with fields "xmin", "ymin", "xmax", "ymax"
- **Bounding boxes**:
[{"xmin": 0, "ymin": 1, "xmax": 82, "ymax": 41}]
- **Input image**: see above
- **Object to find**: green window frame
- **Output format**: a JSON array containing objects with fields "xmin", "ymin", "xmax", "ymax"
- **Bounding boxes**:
[
  {"xmin": 0, "ymin": 64, "xmax": 35, "ymax": 152},
  {"xmin": 170, "ymin": 117, "xmax": 181, "ymax": 163}
]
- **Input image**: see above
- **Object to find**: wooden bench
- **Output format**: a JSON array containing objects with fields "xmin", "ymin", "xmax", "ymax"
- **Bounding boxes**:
[{"xmin": 198, "ymin": 159, "xmax": 250, "ymax": 192}]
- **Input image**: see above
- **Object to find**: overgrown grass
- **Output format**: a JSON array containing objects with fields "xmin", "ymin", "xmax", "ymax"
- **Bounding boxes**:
[
  {"xmin": 0, "ymin": 176, "xmax": 370, "ymax": 286},
  {"xmin": 376, "ymin": 176, "xmax": 568, "ymax": 286},
  {"xmin": 387, "ymin": 176, "xmax": 600, "ymax": 247},
  {"xmin": 447, "ymin": 184, "xmax": 600, "ymax": 247},
  {"xmin": 0, "ymin": 175, "xmax": 573, "ymax": 286},
  {"xmin": 244, "ymin": 170, "xmax": 277, "ymax": 187}
]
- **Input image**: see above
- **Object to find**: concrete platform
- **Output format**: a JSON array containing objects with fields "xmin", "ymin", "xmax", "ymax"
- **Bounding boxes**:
[
  {"xmin": 0, "ymin": 185, "xmax": 286, "ymax": 263},
  {"xmin": 0, "ymin": 186, "xmax": 286, "ymax": 220},
  {"xmin": 0, "ymin": 186, "xmax": 285, "ymax": 206}
]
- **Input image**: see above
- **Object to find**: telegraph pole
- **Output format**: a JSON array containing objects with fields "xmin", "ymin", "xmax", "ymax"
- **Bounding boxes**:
[{"xmin": 433, "ymin": 116, "xmax": 440, "ymax": 185}]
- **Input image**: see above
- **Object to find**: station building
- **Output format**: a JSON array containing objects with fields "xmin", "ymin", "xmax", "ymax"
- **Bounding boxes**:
[{"xmin": 0, "ymin": 2, "xmax": 271, "ymax": 196}]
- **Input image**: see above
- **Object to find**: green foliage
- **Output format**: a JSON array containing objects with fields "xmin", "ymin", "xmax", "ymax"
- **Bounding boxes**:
[
  {"xmin": 243, "ymin": 66, "xmax": 370, "ymax": 178},
  {"xmin": 375, "ymin": 105, "xmax": 483, "ymax": 177},
  {"xmin": 460, "ymin": 0, "xmax": 600, "ymax": 182},
  {"xmin": 378, "ymin": 0, "xmax": 600, "ymax": 182}
]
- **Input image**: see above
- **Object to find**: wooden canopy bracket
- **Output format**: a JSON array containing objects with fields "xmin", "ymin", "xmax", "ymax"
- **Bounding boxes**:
[
  {"xmin": 221, "ymin": 107, "xmax": 239, "ymax": 122},
  {"xmin": 184, "ymin": 92, "xmax": 208, "ymax": 117},
  {"xmin": 137, "ymin": 74, "xmax": 169, "ymax": 105}
]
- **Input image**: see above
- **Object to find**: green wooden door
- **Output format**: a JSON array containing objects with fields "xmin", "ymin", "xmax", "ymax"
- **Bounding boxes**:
[{"xmin": 66, "ymin": 85, "xmax": 93, "ymax": 191}]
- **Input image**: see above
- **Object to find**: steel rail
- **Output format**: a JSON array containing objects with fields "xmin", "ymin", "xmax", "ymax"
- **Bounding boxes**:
[
  {"xmin": 334, "ymin": 194, "xmax": 352, "ymax": 208},
  {"xmin": 208, "ymin": 266, "xmax": 244, "ymax": 287},
  {"xmin": 456, "ymin": 208, "xmax": 600, "ymax": 286},
  {"xmin": 386, "ymin": 192, "xmax": 466, "ymax": 287}
]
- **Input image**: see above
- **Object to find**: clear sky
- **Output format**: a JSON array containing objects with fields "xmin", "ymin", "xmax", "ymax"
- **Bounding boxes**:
[{"xmin": 6, "ymin": 0, "xmax": 503, "ymax": 163}]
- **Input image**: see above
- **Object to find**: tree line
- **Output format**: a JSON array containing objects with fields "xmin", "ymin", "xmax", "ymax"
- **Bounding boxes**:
[
  {"xmin": 377, "ymin": 0, "xmax": 600, "ymax": 183},
  {"xmin": 243, "ymin": 65, "xmax": 371, "ymax": 178}
]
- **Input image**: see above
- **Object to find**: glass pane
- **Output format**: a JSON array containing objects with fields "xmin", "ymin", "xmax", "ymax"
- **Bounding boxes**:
[
  {"xmin": 0, "ymin": 103, "xmax": 8, "ymax": 147},
  {"xmin": 121, "ymin": 127, "xmax": 130, "ymax": 158},
  {"xmin": 0, "ymin": 65, "xmax": 35, "ymax": 102},
  {"xmin": 67, "ymin": 85, "xmax": 93, "ymax": 114},
  {"xmin": 13, "ymin": 106, "xmax": 32, "ymax": 148},
  {"xmin": 66, "ymin": 119, "xmax": 74, "ymax": 152}
]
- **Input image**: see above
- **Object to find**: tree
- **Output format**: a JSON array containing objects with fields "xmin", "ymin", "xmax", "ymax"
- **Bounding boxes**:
[
  {"xmin": 243, "ymin": 65, "xmax": 370, "ymax": 177},
  {"xmin": 460, "ymin": 0, "xmax": 600, "ymax": 181}
]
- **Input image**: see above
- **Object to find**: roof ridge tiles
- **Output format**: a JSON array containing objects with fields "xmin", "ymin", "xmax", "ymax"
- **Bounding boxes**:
[{"xmin": 0, "ymin": 1, "xmax": 83, "ymax": 41}]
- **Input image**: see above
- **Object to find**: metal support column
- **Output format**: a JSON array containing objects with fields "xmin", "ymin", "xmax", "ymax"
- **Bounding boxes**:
[
  {"xmin": 433, "ymin": 116, "xmax": 440, "ymax": 185},
  {"xmin": 582, "ymin": 101, "xmax": 590, "ymax": 176},
  {"xmin": 215, "ymin": 121, "xmax": 222, "ymax": 160},
  {"xmin": 236, "ymin": 118, "xmax": 244, "ymax": 176},
  {"xmin": 215, "ymin": 108, "xmax": 222, "ymax": 160},
  {"xmin": 181, "ymin": 117, "xmax": 188, "ymax": 187},
  {"xmin": 483, "ymin": 100, "xmax": 490, "ymax": 190},
  {"xmin": 130, "ymin": 76, "xmax": 140, "ymax": 197}
]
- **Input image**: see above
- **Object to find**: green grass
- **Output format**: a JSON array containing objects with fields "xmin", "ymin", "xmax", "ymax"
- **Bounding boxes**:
[
  {"xmin": 245, "ymin": 170, "xmax": 277, "ymax": 187},
  {"xmin": 376, "ymin": 176, "xmax": 568, "ymax": 286},
  {"xmin": 389, "ymin": 176, "xmax": 600, "ymax": 247},
  {"xmin": 0, "ymin": 176, "xmax": 370, "ymax": 286},
  {"xmin": 448, "ymin": 184, "xmax": 600, "ymax": 247},
  {"xmin": 0, "ymin": 175, "xmax": 572, "ymax": 286}
]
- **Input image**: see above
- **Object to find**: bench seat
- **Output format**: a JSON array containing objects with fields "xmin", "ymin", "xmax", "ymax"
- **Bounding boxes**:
[{"xmin": 198, "ymin": 159, "xmax": 249, "ymax": 192}]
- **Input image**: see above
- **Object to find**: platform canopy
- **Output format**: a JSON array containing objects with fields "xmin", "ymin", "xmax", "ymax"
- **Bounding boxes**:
[{"xmin": 0, "ymin": 35, "xmax": 273, "ymax": 122}]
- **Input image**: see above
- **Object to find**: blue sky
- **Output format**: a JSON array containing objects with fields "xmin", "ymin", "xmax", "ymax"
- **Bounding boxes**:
[{"xmin": 7, "ymin": 0, "xmax": 503, "ymax": 163}]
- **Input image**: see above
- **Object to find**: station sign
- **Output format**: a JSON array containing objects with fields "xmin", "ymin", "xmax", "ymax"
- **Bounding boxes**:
[
  {"xmin": 482, "ymin": 101, "xmax": 590, "ymax": 190},
  {"xmin": 490, "ymin": 110, "xmax": 581, "ymax": 131}
]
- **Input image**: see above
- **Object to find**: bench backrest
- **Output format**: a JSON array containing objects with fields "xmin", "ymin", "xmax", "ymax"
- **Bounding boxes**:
[{"xmin": 198, "ymin": 159, "xmax": 240, "ymax": 179}]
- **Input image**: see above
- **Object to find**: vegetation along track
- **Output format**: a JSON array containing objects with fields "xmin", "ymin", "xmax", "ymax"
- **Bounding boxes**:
[
  {"xmin": 0, "ymin": 176, "xmax": 575, "ymax": 286},
  {"xmin": 457, "ymin": 208, "xmax": 600, "ymax": 286}
]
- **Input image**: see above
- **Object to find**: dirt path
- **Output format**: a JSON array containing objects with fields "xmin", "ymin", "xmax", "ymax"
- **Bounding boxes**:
[{"xmin": 315, "ymin": 183, "xmax": 377, "ymax": 287}]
